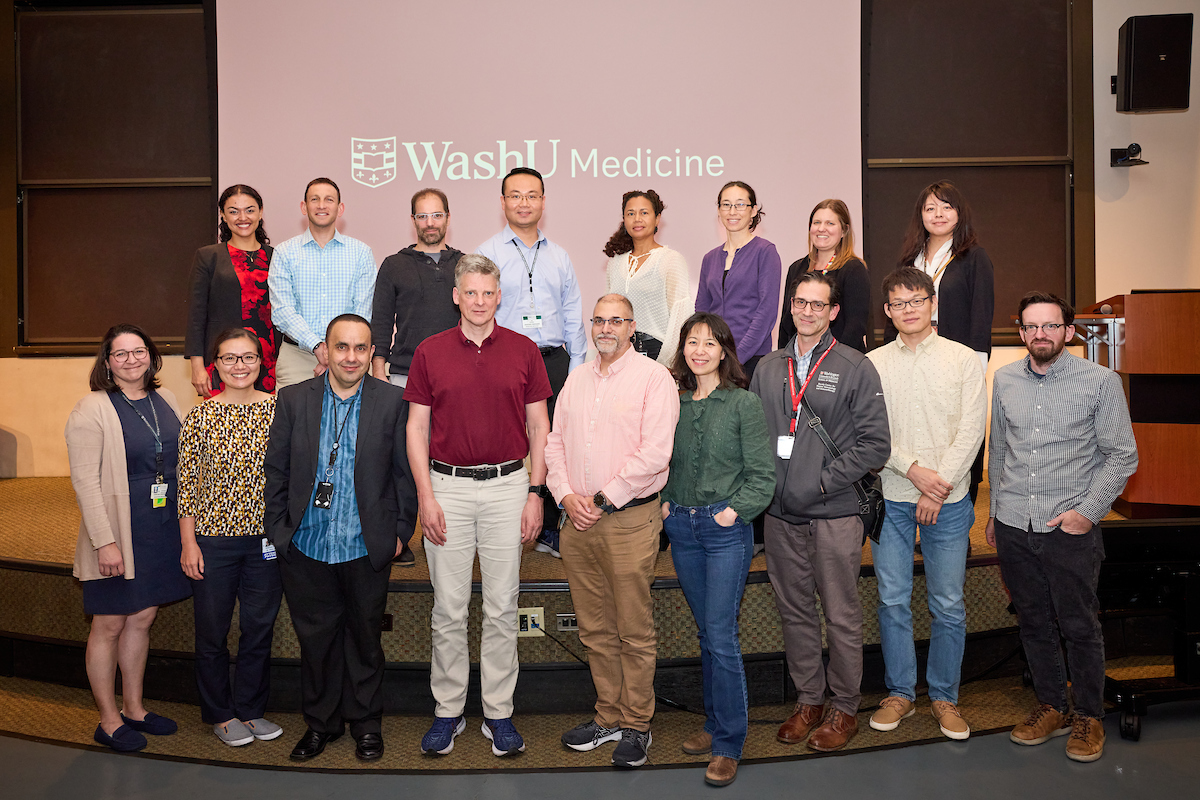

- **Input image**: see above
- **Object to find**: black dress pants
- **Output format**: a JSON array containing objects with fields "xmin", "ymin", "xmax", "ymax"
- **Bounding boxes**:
[{"xmin": 279, "ymin": 548, "xmax": 390, "ymax": 737}]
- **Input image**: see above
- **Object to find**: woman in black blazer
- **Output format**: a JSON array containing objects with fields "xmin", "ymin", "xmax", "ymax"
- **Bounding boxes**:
[
  {"xmin": 186, "ymin": 184, "xmax": 277, "ymax": 397},
  {"xmin": 778, "ymin": 199, "xmax": 871, "ymax": 352},
  {"xmin": 890, "ymin": 180, "xmax": 994, "ymax": 498}
]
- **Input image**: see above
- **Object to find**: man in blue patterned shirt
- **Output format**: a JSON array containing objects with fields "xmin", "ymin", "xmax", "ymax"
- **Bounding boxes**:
[
  {"xmin": 986, "ymin": 291, "xmax": 1137, "ymax": 764},
  {"xmin": 269, "ymin": 178, "xmax": 377, "ymax": 389}
]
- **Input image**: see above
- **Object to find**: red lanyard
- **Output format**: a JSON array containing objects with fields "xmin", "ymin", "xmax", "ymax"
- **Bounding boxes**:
[{"xmin": 787, "ymin": 339, "xmax": 836, "ymax": 435}]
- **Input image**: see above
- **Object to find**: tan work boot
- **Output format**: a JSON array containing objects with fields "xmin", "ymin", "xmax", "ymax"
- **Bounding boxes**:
[
  {"xmin": 1010, "ymin": 703, "xmax": 1072, "ymax": 746},
  {"xmin": 681, "ymin": 730, "xmax": 712, "ymax": 755},
  {"xmin": 931, "ymin": 700, "xmax": 971, "ymax": 740},
  {"xmin": 777, "ymin": 702, "xmax": 825, "ymax": 744},
  {"xmin": 869, "ymin": 695, "xmax": 915, "ymax": 731},
  {"xmin": 705, "ymin": 755, "xmax": 738, "ymax": 786},
  {"xmin": 1065, "ymin": 715, "xmax": 1105, "ymax": 762}
]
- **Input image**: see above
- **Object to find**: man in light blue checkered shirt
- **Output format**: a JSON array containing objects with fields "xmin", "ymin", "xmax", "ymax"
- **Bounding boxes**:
[
  {"xmin": 269, "ymin": 177, "xmax": 377, "ymax": 389},
  {"xmin": 986, "ymin": 291, "xmax": 1137, "ymax": 764}
]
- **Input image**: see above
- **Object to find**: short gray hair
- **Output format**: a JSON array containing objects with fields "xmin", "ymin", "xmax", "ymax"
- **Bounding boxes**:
[
  {"xmin": 595, "ymin": 293, "xmax": 634, "ymax": 319},
  {"xmin": 454, "ymin": 253, "xmax": 501, "ymax": 288}
]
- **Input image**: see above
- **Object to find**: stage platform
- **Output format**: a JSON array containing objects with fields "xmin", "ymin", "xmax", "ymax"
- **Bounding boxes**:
[{"xmin": 0, "ymin": 476, "xmax": 1118, "ymax": 714}]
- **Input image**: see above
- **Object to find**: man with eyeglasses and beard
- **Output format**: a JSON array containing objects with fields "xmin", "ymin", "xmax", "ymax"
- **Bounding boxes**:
[
  {"xmin": 987, "ymin": 291, "xmax": 1137, "ymax": 764},
  {"xmin": 749, "ymin": 270, "xmax": 889, "ymax": 753}
]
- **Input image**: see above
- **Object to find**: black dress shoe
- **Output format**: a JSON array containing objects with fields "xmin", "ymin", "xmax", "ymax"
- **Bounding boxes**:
[
  {"xmin": 392, "ymin": 542, "xmax": 415, "ymax": 566},
  {"xmin": 289, "ymin": 728, "xmax": 341, "ymax": 761},
  {"xmin": 355, "ymin": 732, "xmax": 384, "ymax": 761}
]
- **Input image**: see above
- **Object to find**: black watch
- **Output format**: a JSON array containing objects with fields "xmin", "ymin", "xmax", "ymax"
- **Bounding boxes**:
[
  {"xmin": 593, "ymin": 491, "xmax": 617, "ymax": 514},
  {"xmin": 528, "ymin": 484, "xmax": 550, "ymax": 499}
]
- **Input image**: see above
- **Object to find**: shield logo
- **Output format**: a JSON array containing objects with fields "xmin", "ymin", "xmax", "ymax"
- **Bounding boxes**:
[{"xmin": 350, "ymin": 137, "xmax": 397, "ymax": 188}]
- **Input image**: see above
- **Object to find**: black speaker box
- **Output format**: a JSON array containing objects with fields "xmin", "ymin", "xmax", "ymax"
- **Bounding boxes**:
[{"xmin": 1116, "ymin": 13, "xmax": 1193, "ymax": 112}]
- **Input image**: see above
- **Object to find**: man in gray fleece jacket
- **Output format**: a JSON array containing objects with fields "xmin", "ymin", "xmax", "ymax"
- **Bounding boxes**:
[{"xmin": 749, "ymin": 270, "xmax": 890, "ymax": 754}]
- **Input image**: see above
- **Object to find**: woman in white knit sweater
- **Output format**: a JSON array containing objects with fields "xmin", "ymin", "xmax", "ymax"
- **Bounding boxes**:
[{"xmin": 604, "ymin": 190, "xmax": 693, "ymax": 366}]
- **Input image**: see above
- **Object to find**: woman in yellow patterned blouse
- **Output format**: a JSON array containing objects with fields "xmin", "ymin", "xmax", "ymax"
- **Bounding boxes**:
[{"xmin": 177, "ymin": 327, "xmax": 282, "ymax": 747}]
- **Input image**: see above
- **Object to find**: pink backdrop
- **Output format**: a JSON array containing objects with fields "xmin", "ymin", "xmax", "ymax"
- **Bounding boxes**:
[{"xmin": 217, "ymin": 0, "xmax": 862, "ymax": 332}]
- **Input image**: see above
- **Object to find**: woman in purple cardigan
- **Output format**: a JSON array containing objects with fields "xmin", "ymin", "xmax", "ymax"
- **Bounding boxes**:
[{"xmin": 695, "ymin": 181, "xmax": 782, "ymax": 380}]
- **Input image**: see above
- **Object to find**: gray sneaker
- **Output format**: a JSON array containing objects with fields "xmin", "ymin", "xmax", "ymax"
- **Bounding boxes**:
[
  {"xmin": 243, "ymin": 718, "xmax": 283, "ymax": 741},
  {"xmin": 612, "ymin": 728, "xmax": 652, "ymax": 768},
  {"xmin": 561, "ymin": 719, "xmax": 622, "ymax": 752},
  {"xmin": 214, "ymin": 719, "xmax": 255, "ymax": 746}
]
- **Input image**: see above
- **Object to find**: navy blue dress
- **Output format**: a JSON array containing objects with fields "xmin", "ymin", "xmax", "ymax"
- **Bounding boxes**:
[{"xmin": 81, "ymin": 392, "xmax": 192, "ymax": 615}]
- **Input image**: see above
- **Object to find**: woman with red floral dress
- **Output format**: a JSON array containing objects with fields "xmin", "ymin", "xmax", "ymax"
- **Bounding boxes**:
[{"xmin": 185, "ymin": 184, "xmax": 277, "ymax": 396}]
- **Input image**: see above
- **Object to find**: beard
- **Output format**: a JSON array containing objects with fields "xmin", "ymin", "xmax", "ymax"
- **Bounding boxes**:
[
  {"xmin": 1027, "ymin": 337, "xmax": 1066, "ymax": 367},
  {"xmin": 419, "ymin": 227, "xmax": 445, "ymax": 246}
]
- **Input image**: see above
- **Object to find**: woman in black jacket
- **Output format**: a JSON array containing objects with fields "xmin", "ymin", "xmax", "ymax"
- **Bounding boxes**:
[{"xmin": 185, "ymin": 184, "xmax": 276, "ymax": 397}]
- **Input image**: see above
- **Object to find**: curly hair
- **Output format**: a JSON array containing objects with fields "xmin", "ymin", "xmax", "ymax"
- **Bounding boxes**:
[
  {"xmin": 717, "ymin": 181, "xmax": 764, "ymax": 231},
  {"xmin": 217, "ymin": 184, "xmax": 270, "ymax": 246},
  {"xmin": 602, "ymin": 190, "xmax": 666, "ymax": 257},
  {"xmin": 898, "ymin": 181, "xmax": 978, "ymax": 266}
]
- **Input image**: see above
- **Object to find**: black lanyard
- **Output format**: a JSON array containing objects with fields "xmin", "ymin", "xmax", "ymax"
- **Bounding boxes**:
[
  {"xmin": 325, "ymin": 391, "xmax": 359, "ymax": 478},
  {"xmin": 511, "ymin": 239, "xmax": 541, "ymax": 305},
  {"xmin": 120, "ymin": 391, "xmax": 164, "ymax": 483}
]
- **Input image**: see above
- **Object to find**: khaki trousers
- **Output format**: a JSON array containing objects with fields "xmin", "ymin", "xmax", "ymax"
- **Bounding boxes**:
[
  {"xmin": 561, "ymin": 501, "xmax": 661, "ymax": 731},
  {"xmin": 275, "ymin": 341, "xmax": 319, "ymax": 390}
]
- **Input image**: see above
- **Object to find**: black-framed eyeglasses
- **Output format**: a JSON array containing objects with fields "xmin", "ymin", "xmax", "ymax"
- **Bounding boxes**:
[
  {"xmin": 216, "ymin": 353, "xmax": 261, "ymax": 366},
  {"xmin": 886, "ymin": 296, "xmax": 931, "ymax": 311},
  {"xmin": 790, "ymin": 298, "xmax": 829, "ymax": 312},
  {"xmin": 590, "ymin": 317, "xmax": 633, "ymax": 328},
  {"xmin": 1019, "ymin": 323, "xmax": 1067, "ymax": 334},
  {"xmin": 413, "ymin": 212, "xmax": 446, "ymax": 222},
  {"xmin": 110, "ymin": 348, "xmax": 148, "ymax": 362}
]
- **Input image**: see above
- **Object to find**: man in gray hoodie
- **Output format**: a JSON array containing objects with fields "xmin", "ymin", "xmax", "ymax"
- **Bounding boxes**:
[{"xmin": 749, "ymin": 270, "xmax": 890, "ymax": 753}]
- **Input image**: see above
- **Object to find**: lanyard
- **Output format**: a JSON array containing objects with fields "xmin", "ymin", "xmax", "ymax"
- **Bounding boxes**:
[
  {"xmin": 786, "ymin": 339, "xmax": 836, "ymax": 435},
  {"xmin": 920, "ymin": 248, "xmax": 955, "ymax": 284},
  {"xmin": 120, "ymin": 391, "xmax": 164, "ymax": 482},
  {"xmin": 325, "ymin": 391, "xmax": 359, "ymax": 478},
  {"xmin": 511, "ymin": 239, "xmax": 541, "ymax": 308}
]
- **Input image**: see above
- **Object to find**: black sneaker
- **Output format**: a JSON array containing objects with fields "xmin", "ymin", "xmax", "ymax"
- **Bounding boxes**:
[
  {"xmin": 612, "ymin": 728, "xmax": 652, "ymax": 768},
  {"xmin": 561, "ymin": 719, "xmax": 622, "ymax": 752},
  {"xmin": 393, "ymin": 542, "xmax": 415, "ymax": 566}
]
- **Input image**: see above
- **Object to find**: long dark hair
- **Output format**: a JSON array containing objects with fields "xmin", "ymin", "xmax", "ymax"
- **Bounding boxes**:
[
  {"xmin": 603, "ymin": 190, "xmax": 666, "ymax": 257},
  {"xmin": 217, "ymin": 184, "xmax": 270, "ymax": 246},
  {"xmin": 897, "ymin": 181, "xmax": 977, "ymax": 266},
  {"xmin": 88, "ymin": 323, "xmax": 163, "ymax": 393},
  {"xmin": 717, "ymin": 180, "xmax": 764, "ymax": 231},
  {"xmin": 670, "ymin": 313, "xmax": 748, "ymax": 391}
]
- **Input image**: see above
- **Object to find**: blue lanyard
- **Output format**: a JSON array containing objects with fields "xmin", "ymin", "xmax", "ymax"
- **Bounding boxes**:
[{"xmin": 120, "ymin": 391, "xmax": 164, "ymax": 482}]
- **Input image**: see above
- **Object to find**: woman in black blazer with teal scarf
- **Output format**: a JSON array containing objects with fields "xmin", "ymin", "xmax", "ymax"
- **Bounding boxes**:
[{"xmin": 186, "ymin": 184, "xmax": 277, "ymax": 396}]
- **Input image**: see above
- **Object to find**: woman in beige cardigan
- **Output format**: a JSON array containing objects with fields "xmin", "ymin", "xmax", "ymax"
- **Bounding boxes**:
[{"xmin": 66, "ymin": 324, "xmax": 191, "ymax": 752}]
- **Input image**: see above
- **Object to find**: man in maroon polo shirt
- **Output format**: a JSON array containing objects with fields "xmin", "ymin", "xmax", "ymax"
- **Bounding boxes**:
[{"xmin": 405, "ymin": 254, "xmax": 552, "ymax": 758}]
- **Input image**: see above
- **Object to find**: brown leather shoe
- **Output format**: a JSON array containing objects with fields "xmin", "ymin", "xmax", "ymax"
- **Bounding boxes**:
[
  {"xmin": 705, "ymin": 755, "xmax": 738, "ymax": 786},
  {"xmin": 807, "ymin": 708, "xmax": 859, "ymax": 752},
  {"xmin": 1065, "ymin": 715, "xmax": 1105, "ymax": 762},
  {"xmin": 777, "ymin": 702, "xmax": 825, "ymax": 744},
  {"xmin": 1010, "ymin": 703, "xmax": 1071, "ymax": 746},
  {"xmin": 682, "ymin": 730, "xmax": 713, "ymax": 755}
]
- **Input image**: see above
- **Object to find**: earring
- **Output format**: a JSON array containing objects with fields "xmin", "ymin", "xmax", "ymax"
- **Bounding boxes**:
[{"xmin": 105, "ymin": 365, "xmax": 111, "ymax": 380}]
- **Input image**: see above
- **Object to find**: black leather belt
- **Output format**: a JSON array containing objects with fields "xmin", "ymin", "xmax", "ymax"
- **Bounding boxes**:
[
  {"xmin": 611, "ymin": 494, "xmax": 659, "ymax": 513},
  {"xmin": 431, "ymin": 459, "xmax": 524, "ymax": 481},
  {"xmin": 539, "ymin": 345, "xmax": 564, "ymax": 356},
  {"xmin": 283, "ymin": 334, "xmax": 300, "ymax": 347}
]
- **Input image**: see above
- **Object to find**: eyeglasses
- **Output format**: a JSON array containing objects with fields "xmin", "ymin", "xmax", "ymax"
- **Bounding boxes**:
[
  {"xmin": 413, "ymin": 212, "xmax": 446, "ymax": 222},
  {"xmin": 590, "ymin": 317, "xmax": 633, "ymax": 328},
  {"xmin": 504, "ymin": 192, "xmax": 542, "ymax": 203},
  {"xmin": 886, "ymin": 296, "xmax": 931, "ymax": 311},
  {"xmin": 1019, "ymin": 323, "xmax": 1068, "ymax": 334},
  {"xmin": 790, "ymin": 298, "xmax": 829, "ymax": 312},
  {"xmin": 216, "ymin": 353, "xmax": 261, "ymax": 366},
  {"xmin": 110, "ymin": 347, "xmax": 149, "ymax": 362},
  {"xmin": 719, "ymin": 201, "xmax": 752, "ymax": 211}
]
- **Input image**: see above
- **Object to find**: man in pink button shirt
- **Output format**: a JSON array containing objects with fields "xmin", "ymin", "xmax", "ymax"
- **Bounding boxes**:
[{"xmin": 546, "ymin": 293, "xmax": 680, "ymax": 769}]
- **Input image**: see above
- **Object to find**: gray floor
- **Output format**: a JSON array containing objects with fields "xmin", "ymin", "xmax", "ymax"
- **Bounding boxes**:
[{"xmin": 4, "ymin": 702, "xmax": 1199, "ymax": 800}]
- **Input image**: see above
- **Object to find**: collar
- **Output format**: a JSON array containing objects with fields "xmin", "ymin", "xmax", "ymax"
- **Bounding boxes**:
[
  {"xmin": 680, "ymin": 386, "xmax": 730, "ymax": 404},
  {"xmin": 1023, "ymin": 350, "xmax": 1072, "ymax": 379},
  {"xmin": 504, "ymin": 224, "xmax": 546, "ymax": 249},
  {"xmin": 590, "ymin": 344, "xmax": 638, "ymax": 376},
  {"xmin": 894, "ymin": 329, "xmax": 939, "ymax": 353},
  {"xmin": 403, "ymin": 243, "xmax": 459, "ymax": 259},
  {"xmin": 323, "ymin": 373, "xmax": 365, "ymax": 403},
  {"xmin": 791, "ymin": 329, "xmax": 834, "ymax": 363},
  {"xmin": 456, "ymin": 322, "xmax": 499, "ymax": 347},
  {"xmin": 302, "ymin": 227, "xmax": 344, "ymax": 248}
]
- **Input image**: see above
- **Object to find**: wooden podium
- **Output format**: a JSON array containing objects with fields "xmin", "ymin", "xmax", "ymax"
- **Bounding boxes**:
[{"xmin": 1080, "ymin": 291, "xmax": 1200, "ymax": 518}]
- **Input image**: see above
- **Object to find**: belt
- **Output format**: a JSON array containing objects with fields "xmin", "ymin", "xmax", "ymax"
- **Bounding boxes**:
[
  {"xmin": 283, "ymin": 334, "xmax": 300, "ymax": 347},
  {"xmin": 539, "ymin": 345, "xmax": 565, "ymax": 356},
  {"xmin": 431, "ymin": 459, "xmax": 524, "ymax": 481},
  {"xmin": 609, "ymin": 494, "xmax": 659, "ymax": 513}
]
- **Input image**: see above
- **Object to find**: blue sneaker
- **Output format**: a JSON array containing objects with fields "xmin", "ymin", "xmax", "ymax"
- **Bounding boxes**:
[
  {"xmin": 421, "ymin": 716, "xmax": 466, "ymax": 756},
  {"xmin": 534, "ymin": 529, "xmax": 561, "ymax": 558},
  {"xmin": 482, "ymin": 717, "xmax": 526, "ymax": 756}
]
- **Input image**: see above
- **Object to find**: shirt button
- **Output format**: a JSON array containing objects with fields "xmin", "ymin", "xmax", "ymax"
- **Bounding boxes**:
[{"xmin": 1030, "ymin": 495, "xmax": 1035, "ymax": 499}]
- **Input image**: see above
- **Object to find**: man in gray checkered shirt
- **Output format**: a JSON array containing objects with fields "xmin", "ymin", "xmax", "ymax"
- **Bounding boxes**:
[{"xmin": 985, "ymin": 291, "xmax": 1137, "ymax": 764}]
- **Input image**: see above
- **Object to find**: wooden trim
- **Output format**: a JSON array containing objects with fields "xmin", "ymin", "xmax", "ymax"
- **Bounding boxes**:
[
  {"xmin": 0, "ymin": 0, "xmax": 17, "ymax": 357},
  {"xmin": 1070, "ymin": 0, "xmax": 1097, "ymax": 308},
  {"xmin": 867, "ymin": 156, "xmax": 1072, "ymax": 168}
]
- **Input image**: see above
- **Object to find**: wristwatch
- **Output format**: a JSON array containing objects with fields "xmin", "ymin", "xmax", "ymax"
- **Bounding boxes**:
[
  {"xmin": 593, "ymin": 491, "xmax": 618, "ymax": 514},
  {"xmin": 528, "ymin": 484, "xmax": 551, "ymax": 499}
]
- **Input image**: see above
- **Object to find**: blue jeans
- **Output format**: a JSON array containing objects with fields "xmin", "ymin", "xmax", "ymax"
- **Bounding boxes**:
[
  {"xmin": 664, "ymin": 501, "xmax": 753, "ymax": 760},
  {"xmin": 870, "ymin": 496, "xmax": 972, "ymax": 704}
]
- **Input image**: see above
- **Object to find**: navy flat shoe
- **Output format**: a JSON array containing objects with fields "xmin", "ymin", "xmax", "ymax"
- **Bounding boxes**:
[
  {"xmin": 120, "ymin": 711, "xmax": 178, "ymax": 736},
  {"xmin": 94, "ymin": 723, "xmax": 147, "ymax": 752}
]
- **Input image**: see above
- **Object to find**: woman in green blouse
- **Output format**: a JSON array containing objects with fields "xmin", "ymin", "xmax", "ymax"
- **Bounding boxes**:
[
  {"xmin": 177, "ymin": 327, "xmax": 282, "ymax": 748},
  {"xmin": 661, "ymin": 312, "xmax": 774, "ymax": 787}
]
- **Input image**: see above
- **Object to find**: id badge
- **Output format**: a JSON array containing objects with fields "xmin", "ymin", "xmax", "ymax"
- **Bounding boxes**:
[
  {"xmin": 314, "ymin": 481, "xmax": 334, "ymax": 509},
  {"xmin": 521, "ymin": 314, "xmax": 543, "ymax": 329},
  {"xmin": 776, "ymin": 435, "xmax": 795, "ymax": 460},
  {"xmin": 150, "ymin": 482, "xmax": 168, "ymax": 508},
  {"xmin": 261, "ymin": 537, "xmax": 277, "ymax": 561}
]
